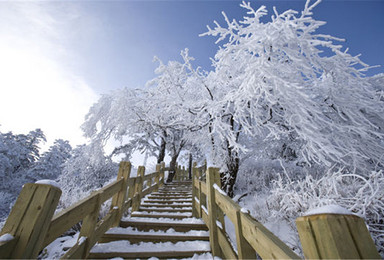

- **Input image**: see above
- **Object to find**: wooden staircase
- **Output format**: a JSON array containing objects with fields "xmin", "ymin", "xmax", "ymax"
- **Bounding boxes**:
[{"xmin": 88, "ymin": 180, "xmax": 211, "ymax": 259}]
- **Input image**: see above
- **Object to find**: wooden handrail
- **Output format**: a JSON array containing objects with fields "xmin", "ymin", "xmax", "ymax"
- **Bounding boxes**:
[
  {"xmin": 0, "ymin": 161, "xmax": 168, "ymax": 259},
  {"xmin": 192, "ymin": 164, "xmax": 381, "ymax": 260}
]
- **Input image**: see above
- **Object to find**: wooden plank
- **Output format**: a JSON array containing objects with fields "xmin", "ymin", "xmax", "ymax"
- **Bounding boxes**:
[
  {"xmin": 241, "ymin": 212, "xmax": 300, "ymax": 259},
  {"xmin": 194, "ymin": 199, "xmax": 201, "ymax": 214},
  {"xmin": 235, "ymin": 209, "xmax": 256, "ymax": 259},
  {"xmin": 90, "ymin": 208, "xmax": 119, "ymax": 246},
  {"xmin": 132, "ymin": 166, "xmax": 145, "ymax": 212},
  {"xmin": 0, "ymin": 184, "xmax": 37, "ymax": 235},
  {"xmin": 206, "ymin": 167, "xmax": 222, "ymax": 257},
  {"xmin": 89, "ymin": 250, "xmax": 210, "ymax": 259},
  {"xmin": 194, "ymin": 179, "xmax": 199, "ymax": 189},
  {"xmin": 120, "ymin": 220, "xmax": 208, "ymax": 232},
  {"xmin": 1, "ymin": 183, "xmax": 62, "ymax": 258},
  {"xmin": 110, "ymin": 161, "xmax": 131, "ymax": 226},
  {"xmin": 344, "ymin": 215, "xmax": 381, "ymax": 259},
  {"xmin": 100, "ymin": 233, "xmax": 209, "ymax": 243},
  {"xmin": 198, "ymin": 181, "xmax": 203, "ymax": 218},
  {"xmin": 43, "ymin": 193, "xmax": 99, "ymax": 248},
  {"xmin": 130, "ymin": 213, "xmax": 191, "ymax": 219},
  {"xmin": 214, "ymin": 188, "xmax": 240, "ymax": 224},
  {"xmin": 143, "ymin": 172, "xmax": 157, "ymax": 181},
  {"xmin": 77, "ymin": 192, "xmax": 102, "ymax": 258},
  {"xmin": 141, "ymin": 203, "xmax": 191, "ymax": 208},
  {"xmin": 61, "ymin": 237, "xmax": 87, "ymax": 259},
  {"xmin": 139, "ymin": 207, "xmax": 192, "ymax": 213},
  {"xmin": 297, "ymin": 214, "xmax": 380, "ymax": 259},
  {"xmin": 217, "ymin": 227, "xmax": 237, "ymax": 259},
  {"xmin": 200, "ymin": 181, "xmax": 207, "ymax": 195},
  {"xmin": 99, "ymin": 178, "xmax": 123, "ymax": 203},
  {"xmin": 295, "ymin": 216, "xmax": 320, "ymax": 259},
  {"xmin": 0, "ymin": 237, "xmax": 17, "ymax": 258},
  {"xmin": 121, "ymin": 198, "xmax": 132, "ymax": 215},
  {"xmin": 154, "ymin": 164, "xmax": 161, "ymax": 192}
]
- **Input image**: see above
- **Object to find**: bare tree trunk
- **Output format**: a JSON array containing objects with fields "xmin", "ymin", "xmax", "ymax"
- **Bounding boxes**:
[
  {"xmin": 221, "ymin": 138, "xmax": 240, "ymax": 198},
  {"xmin": 188, "ymin": 153, "xmax": 192, "ymax": 179},
  {"xmin": 157, "ymin": 137, "xmax": 166, "ymax": 164},
  {"xmin": 166, "ymin": 153, "xmax": 178, "ymax": 183}
]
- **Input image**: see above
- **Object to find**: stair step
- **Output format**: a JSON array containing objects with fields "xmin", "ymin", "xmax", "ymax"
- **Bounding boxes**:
[
  {"xmin": 144, "ymin": 200, "xmax": 192, "ymax": 204},
  {"xmin": 131, "ymin": 212, "xmax": 192, "ymax": 219},
  {"xmin": 100, "ymin": 227, "xmax": 209, "ymax": 243},
  {"xmin": 120, "ymin": 219, "xmax": 208, "ymax": 232},
  {"xmin": 148, "ymin": 194, "xmax": 192, "ymax": 199},
  {"xmin": 139, "ymin": 207, "xmax": 192, "ymax": 213},
  {"xmin": 89, "ymin": 240, "xmax": 210, "ymax": 259},
  {"xmin": 140, "ymin": 203, "xmax": 191, "ymax": 208},
  {"xmin": 153, "ymin": 191, "xmax": 191, "ymax": 194}
]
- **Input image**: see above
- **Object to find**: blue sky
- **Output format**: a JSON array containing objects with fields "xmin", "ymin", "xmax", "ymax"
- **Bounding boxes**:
[
  {"xmin": 0, "ymin": 0, "xmax": 383, "ymax": 147},
  {"xmin": 73, "ymin": 0, "xmax": 384, "ymax": 93}
]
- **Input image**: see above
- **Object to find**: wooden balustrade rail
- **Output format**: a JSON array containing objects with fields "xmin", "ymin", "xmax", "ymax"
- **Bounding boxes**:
[
  {"xmin": 191, "ymin": 164, "xmax": 381, "ymax": 260},
  {"xmin": 0, "ymin": 158, "xmax": 380, "ymax": 260},
  {"xmin": 0, "ymin": 161, "xmax": 167, "ymax": 259}
]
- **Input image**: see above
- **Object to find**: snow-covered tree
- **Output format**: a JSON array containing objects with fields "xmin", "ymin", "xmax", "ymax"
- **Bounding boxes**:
[
  {"xmin": 0, "ymin": 128, "xmax": 46, "ymax": 220},
  {"xmin": 199, "ymin": 0, "xmax": 384, "ymax": 195},
  {"xmin": 58, "ymin": 142, "xmax": 118, "ymax": 209},
  {"xmin": 82, "ymin": 49, "xmax": 206, "ymax": 181},
  {"xmin": 28, "ymin": 139, "xmax": 72, "ymax": 180}
]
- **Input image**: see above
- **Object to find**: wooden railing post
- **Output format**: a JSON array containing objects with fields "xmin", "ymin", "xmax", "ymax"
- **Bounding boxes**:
[
  {"xmin": 154, "ymin": 164, "xmax": 161, "ymax": 192},
  {"xmin": 296, "ymin": 213, "xmax": 380, "ymax": 259},
  {"xmin": 197, "ymin": 168, "xmax": 204, "ymax": 218},
  {"xmin": 132, "ymin": 166, "xmax": 145, "ymax": 212},
  {"xmin": 175, "ymin": 164, "xmax": 179, "ymax": 181},
  {"xmin": 206, "ymin": 167, "xmax": 223, "ymax": 257},
  {"xmin": 0, "ymin": 183, "xmax": 61, "ymax": 259},
  {"xmin": 63, "ymin": 192, "xmax": 102, "ymax": 258},
  {"xmin": 192, "ymin": 162, "xmax": 198, "ymax": 218},
  {"xmin": 235, "ymin": 210, "xmax": 256, "ymax": 259},
  {"xmin": 111, "ymin": 161, "xmax": 131, "ymax": 226}
]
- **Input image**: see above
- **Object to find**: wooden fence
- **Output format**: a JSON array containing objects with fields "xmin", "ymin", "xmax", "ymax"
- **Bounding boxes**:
[
  {"xmin": 0, "ymin": 161, "xmax": 166, "ymax": 259},
  {"xmin": 191, "ymin": 164, "xmax": 381, "ymax": 259},
  {"xmin": 0, "ymin": 160, "xmax": 380, "ymax": 259}
]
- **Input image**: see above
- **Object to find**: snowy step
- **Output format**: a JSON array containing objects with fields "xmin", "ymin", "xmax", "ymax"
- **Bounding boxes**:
[
  {"xmin": 89, "ymin": 240, "xmax": 210, "ymax": 259},
  {"xmin": 120, "ymin": 217, "xmax": 208, "ymax": 232},
  {"xmin": 143, "ymin": 199, "xmax": 192, "ymax": 204},
  {"xmin": 131, "ymin": 211, "xmax": 192, "ymax": 219},
  {"xmin": 153, "ymin": 191, "xmax": 192, "ymax": 194},
  {"xmin": 147, "ymin": 194, "xmax": 191, "ymax": 197},
  {"xmin": 140, "ymin": 203, "xmax": 192, "ymax": 208},
  {"xmin": 139, "ymin": 207, "xmax": 192, "ymax": 213},
  {"xmin": 147, "ymin": 196, "xmax": 192, "ymax": 200},
  {"xmin": 100, "ymin": 227, "xmax": 209, "ymax": 243}
]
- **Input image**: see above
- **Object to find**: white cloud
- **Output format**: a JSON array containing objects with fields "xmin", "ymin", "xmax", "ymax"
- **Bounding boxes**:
[{"xmin": 0, "ymin": 2, "xmax": 99, "ymax": 148}]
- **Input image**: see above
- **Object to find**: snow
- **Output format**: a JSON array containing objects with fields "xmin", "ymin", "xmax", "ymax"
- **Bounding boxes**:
[
  {"xmin": 201, "ymin": 205, "xmax": 209, "ymax": 216},
  {"xmin": 0, "ymin": 233, "xmax": 14, "ymax": 242},
  {"xmin": 140, "ymin": 206, "xmax": 192, "ymax": 210},
  {"xmin": 90, "ymin": 240, "xmax": 210, "ymax": 253},
  {"xmin": 78, "ymin": 236, "xmax": 87, "ymax": 245},
  {"xmin": 304, "ymin": 204, "xmax": 355, "ymax": 216},
  {"xmin": 213, "ymin": 184, "xmax": 227, "ymax": 196},
  {"xmin": 39, "ymin": 233, "xmax": 79, "ymax": 259},
  {"xmin": 132, "ymin": 211, "xmax": 192, "ymax": 216},
  {"xmin": 121, "ymin": 217, "xmax": 205, "ymax": 224},
  {"xmin": 106, "ymin": 226, "xmax": 209, "ymax": 237},
  {"xmin": 215, "ymin": 220, "xmax": 223, "ymax": 230},
  {"xmin": 35, "ymin": 179, "xmax": 61, "ymax": 189},
  {"xmin": 240, "ymin": 208, "xmax": 249, "ymax": 214}
]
